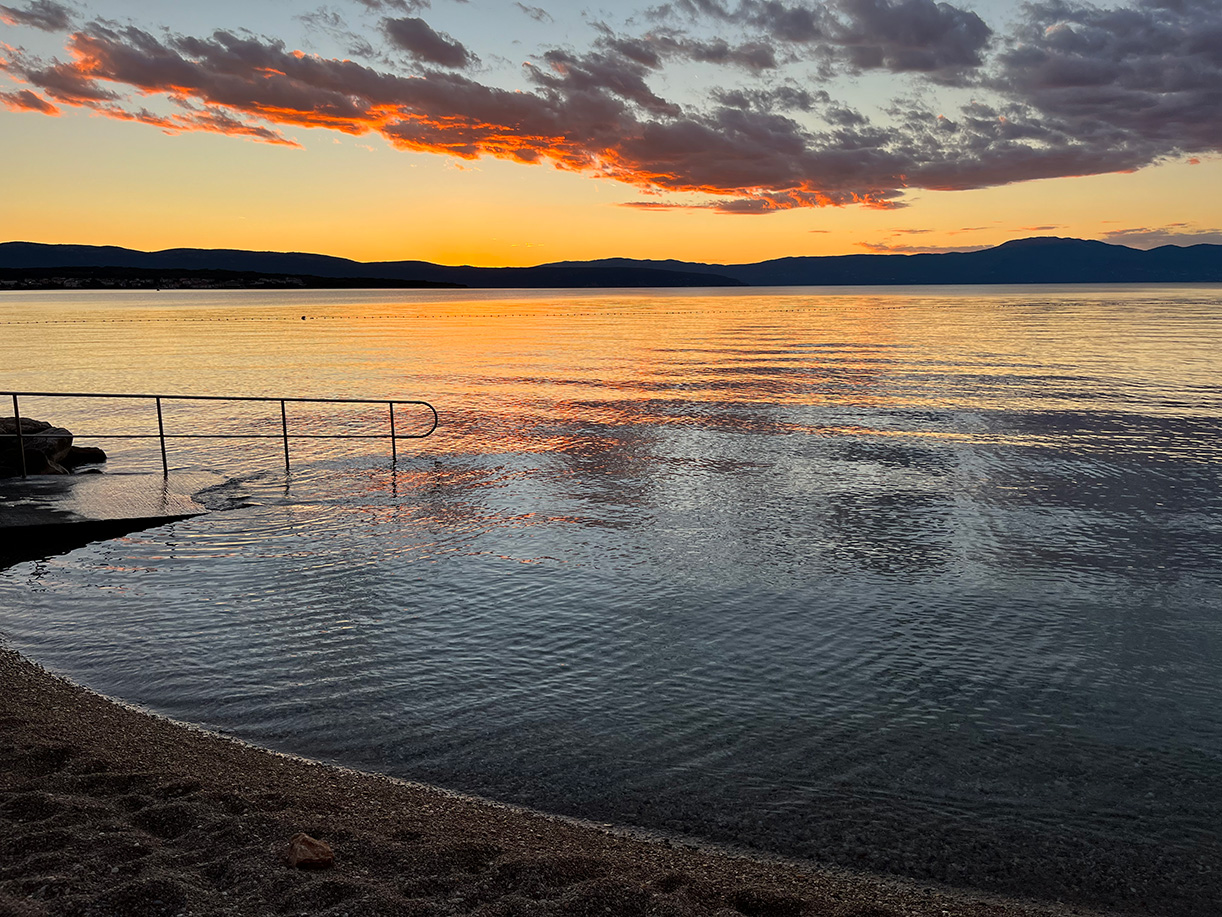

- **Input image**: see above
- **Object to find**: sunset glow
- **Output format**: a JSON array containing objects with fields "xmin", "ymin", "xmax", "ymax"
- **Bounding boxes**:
[{"xmin": 2, "ymin": 0, "xmax": 1220, "ymax": 264}]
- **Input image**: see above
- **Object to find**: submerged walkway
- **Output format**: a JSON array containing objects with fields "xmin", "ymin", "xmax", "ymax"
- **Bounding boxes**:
[{"xmin": 0, "ymin": 473, "xmax": 207, "ymax": 568}]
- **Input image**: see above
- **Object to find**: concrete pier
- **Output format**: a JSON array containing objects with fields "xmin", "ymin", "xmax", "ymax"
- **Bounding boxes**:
[{"xmin": 0, "ymin": 473, "xmax": 208, "ymax": 568}]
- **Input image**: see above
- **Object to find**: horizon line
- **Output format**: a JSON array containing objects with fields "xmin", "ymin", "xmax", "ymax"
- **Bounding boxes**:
[{"xmin": 6, "ymin": 234, "xmax": 1221, "ymax": 270}]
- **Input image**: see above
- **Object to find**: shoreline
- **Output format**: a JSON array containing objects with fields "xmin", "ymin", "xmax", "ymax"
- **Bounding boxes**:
[{"xmin": 0, "ymin": 644, "xmax": 1120, "ymax": 917}]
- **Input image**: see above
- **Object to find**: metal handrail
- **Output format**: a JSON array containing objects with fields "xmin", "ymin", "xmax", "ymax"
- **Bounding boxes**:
[{"xmin": 2, "ymin": 390, "xmax": 439, "ymax": 478}]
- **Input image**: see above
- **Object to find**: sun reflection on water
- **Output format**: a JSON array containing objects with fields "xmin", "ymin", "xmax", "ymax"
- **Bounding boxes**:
[{"xmin": 2, "ymin": 286, "xmax": 1222, "ymax": 911}]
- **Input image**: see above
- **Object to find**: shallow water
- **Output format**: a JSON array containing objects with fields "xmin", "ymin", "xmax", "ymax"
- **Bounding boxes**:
[{"xmin": 3, "ymin": 286, "xmax": 1221, "ymax": 910}]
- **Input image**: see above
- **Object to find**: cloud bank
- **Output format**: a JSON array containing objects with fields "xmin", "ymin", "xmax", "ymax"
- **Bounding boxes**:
[
  {"xmin": 0, "ymin": 0, "xmax": 1218, "ymax": 212},
  {"xmin": 0, "ymin": 0, "xmax": 71, "ymax": 32}
]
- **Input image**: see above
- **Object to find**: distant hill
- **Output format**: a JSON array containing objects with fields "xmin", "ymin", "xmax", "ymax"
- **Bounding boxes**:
[
  {"xmin": 0, "ymin": 243, "xmax": 745, "ymax": 289},
  {"xmin": 1, "ymin": 237, "xmax": 1219, "ymax": 288},
  {"xmin": 0, "ymin": 266, "xmax": 462, "ymax": 291},
  {"xmin": 545, "ymin": 237, "xmax": 1222, "ymax": 285}
]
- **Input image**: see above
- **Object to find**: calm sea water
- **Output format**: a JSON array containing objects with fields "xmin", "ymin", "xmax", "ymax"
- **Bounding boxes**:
[{"xmin": 2, "ymin": 286, "xmax": 1221, "ymax": 912}]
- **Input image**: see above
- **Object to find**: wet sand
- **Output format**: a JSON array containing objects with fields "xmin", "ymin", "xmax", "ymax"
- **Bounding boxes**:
[{"xmin": 0, "ymin": 644, "xmax": 1127, "ymax": 917}]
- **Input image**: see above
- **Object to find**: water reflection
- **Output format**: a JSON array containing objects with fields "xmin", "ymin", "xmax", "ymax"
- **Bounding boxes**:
[{"xmin": 2, "ymin": 286, "xmax": 1222, "ymax": 914}]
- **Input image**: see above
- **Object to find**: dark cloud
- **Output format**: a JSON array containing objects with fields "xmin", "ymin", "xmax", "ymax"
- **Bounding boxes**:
[
  {"xmin": 529, "ymin": 49, "xmax": 679, "ymax": 115},
  {"xmin": 18, "ymin": 57, "xmax": 120, "ymax": 103},
  {"xmin": 596, "ymin": 32, "xmax": 664, "ymax": 68},
  {"xmin": 820, "ymin": 0, "xmax": 1222, "ymax": 196},
  {"xmin": 664, "ymin": 0, "xmax": 991, "ymax": 76},
  {"xmin": 2, "ymin": 2, "xmax": 1219, "ymax": 215},
  {"xmin": 383, "ymin": 17, "xmax": 472, "ymax": 68},
  {"xmin": 742, "ymin": 0, "xmax": 830, "ymax": 42},
  {"xmin": 0, "ymin": 87, "xmax": 60, "ymax": 113},
  {"xmin": 0, "ymin": 22, "xmax": 911, "ymax": 208},
  {"xmin": 594, "ymin": 24, "xmax": 779, "ymax": 71},
  {"xmin": 669, "ymin": 0, "xmax": 828, "ymax": 40},
  {"xmin": 835, "ymin": 0, "xmax": 991, "ymax": 74},
  {"xmin": 515, "ymin": 3, "xmax": 553, "ymax": 22},
  {"xmin": 353, "ymin": 0, "xmax": 430, "ymax": 10},
  {"xmin": 712, "ymin": 85, "xmax": 830, "ymax": 111},
  {"xmin": 995, "ymin": 0, "xmax": 1222, "ymax": 154},
  {"xmin": 0, "ymin": 0, "xmax": 72, "ymax": 32},
  {"xmin": 825, "ymin": 105, "xmax": 867, "ymax": 125},
  {"xmin": 664, "ymin": 36, "xmax": 780, "ymax": 70}
]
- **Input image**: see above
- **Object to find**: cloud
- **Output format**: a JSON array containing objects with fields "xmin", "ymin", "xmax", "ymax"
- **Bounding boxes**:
[
  {"xmin": 618, "ymin": 200, "xmax": 690, "ymax": 210},
  {"xmin": 383, "ymin": 17, "xmax": 472, "ymax": 68},
  {"xmin": 833, "ymin": 0, "xmax": 992, "ymax": 74},
  {"xmin": 0, "ymin": 87, "xmax": 59, "ymax": 113},
  {"xmin": 995, "ymin": 0, "xmax": 1222, "ymax": 156},
  {"xmin": 1100, "ymin": 224, "xmax": 1222, "ymax": 248},
  {"xmin": 17, "ymin": 55, "xmax": 120, "ymax": 104},
  {"xmin": 515, "ymin": 3, "xmax": 552, "ymax": 22},
  {"xmin": 0, "ymin": 22, "xmax": 913, "ymax": 208},
  {"xmin": 3, "ymin": 2, "xmax": 1221, "ymax": 216},
  {"xmin": 1, "ymin": 29, "xmax": 299, "ymax": 142},
  {"xmin": 713, "ymin": 85, "xmax": 830, "ymax": 112},
  {"xmin": 594, "ymin": 23, "xmax": 780, "ymax": 72},
  {"xmin": 664, "ymin": 0, "xmax": 991, "ymax": 77},
  {"xmin": 857, "ymin": 239, "xmax": 989, "ymax": 253},
  {"xmin": 665, "ymin": 36, "xmax": 780, "ymax": 70},
  {"xmin": 529, "ymin": 48, "xmax": 678, "ymax": 114},
  {"xmin": 296, "ymin": 8, "xmax": 381, "ymax": 60},
  {"xmin": 353, "ymin": 0, "xmax": 430, "ymax": 10},
  {"xmin": 98, "ymin": 101, "xmax": 302, "ymax": 145},
  {"xmin": 0, "ymin": 0, "xmax": 72, "ymax": 32}
]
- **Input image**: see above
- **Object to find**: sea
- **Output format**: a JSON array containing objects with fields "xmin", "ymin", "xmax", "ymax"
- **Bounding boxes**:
[{"xmin": 2, "ymin": 286, "xmax": 1220, "ymax": 913}]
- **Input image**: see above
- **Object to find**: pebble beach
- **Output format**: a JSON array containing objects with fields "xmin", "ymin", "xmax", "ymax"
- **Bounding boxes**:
[{"xmin": 0, "ymin": 640, "xmax": 1132, "ymax": 917}]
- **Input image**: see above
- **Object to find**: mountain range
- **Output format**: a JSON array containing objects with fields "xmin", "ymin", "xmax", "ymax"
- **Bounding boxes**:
[{"xmin": 2, "ymin": 237, "xmax": 1219, "ymax": 288}]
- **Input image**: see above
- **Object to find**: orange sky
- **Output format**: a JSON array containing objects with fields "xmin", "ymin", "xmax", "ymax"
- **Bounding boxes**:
[{"xmin": 2, "ymin": 0, "xmax": 1220, "ymax": 265}]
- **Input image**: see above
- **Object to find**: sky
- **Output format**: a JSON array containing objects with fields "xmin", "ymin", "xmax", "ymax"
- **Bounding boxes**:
[{"xmin": 1, "ymin": 0, "xmax": 1220, "ymax": 265}]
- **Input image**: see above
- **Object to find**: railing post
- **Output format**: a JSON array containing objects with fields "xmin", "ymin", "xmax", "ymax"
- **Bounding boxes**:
[
  {"xmin": 12, "ymin": 394, "xmax": 26, "ymax": 479},
  {"xmin": 280, "ymin": 400, "xmax": 290, "ymax": 473},
  {"xmin": 389, "ymin": 401, "xmax": 397, "ymax": 464},
  {"xmin": 156, "ymin": 396, "xmax": 168, "ymax": 476}
]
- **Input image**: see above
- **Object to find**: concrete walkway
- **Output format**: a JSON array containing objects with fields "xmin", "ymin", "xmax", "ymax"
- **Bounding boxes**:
[{"xmin": 0, "ymin": 473, "xmax": 208, "ymax": 568}]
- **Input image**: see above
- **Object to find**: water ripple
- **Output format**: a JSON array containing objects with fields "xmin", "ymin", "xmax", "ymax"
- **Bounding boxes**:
[{"xmin": 2, "ymin": 286, "xmax": 1222, "ymax": 910}]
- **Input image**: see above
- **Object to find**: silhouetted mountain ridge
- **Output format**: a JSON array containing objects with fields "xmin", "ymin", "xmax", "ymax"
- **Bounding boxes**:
[
  {"xmin": 545, "ymin": 237, "xmax": 1222, "ymax": 285},
  {"xmin": 1, "ymin": 237, "xmax": 1218, "ymax": 287},
  {"xmin": 0, "ymin": 243, "xmax": 744, "ymax": 288}
]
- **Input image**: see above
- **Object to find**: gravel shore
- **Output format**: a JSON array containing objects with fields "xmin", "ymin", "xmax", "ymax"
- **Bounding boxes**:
[{"xmin": 0, "ymin": 644, "xmax": 1133, "ymax": 917}]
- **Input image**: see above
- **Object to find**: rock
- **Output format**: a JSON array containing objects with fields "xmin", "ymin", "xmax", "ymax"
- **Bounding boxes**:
[
  {"xmin": 285, "ymin": 832, "xmax": 335, "ymax": 869},
  {"xmin": 0, "ymin": 417, "xmax": 105, "ymax": 477},
  {"xmin": 63, "ymin": 445, "xmax": 107, "ymax": 469}
]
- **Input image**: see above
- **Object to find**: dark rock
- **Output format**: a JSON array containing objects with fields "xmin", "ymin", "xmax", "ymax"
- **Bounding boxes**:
[
  {"xmin": 0, "ymin": 417, "xmax": 105, "ymax": 477},
  {"xmin": 63, "ymin": 445, "xmax": 107, "ymax": 469}
]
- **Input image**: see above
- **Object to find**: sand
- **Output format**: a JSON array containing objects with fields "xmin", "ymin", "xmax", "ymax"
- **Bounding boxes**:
[{"xmin": 0, "ymin": 643, "xmax": 1133, "ymax": 917}]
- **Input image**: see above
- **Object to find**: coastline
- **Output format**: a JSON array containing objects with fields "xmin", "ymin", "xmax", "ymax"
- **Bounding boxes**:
[{"xmin": 1, "ymin": 645, "xmax": 1122, "ymax": 917}]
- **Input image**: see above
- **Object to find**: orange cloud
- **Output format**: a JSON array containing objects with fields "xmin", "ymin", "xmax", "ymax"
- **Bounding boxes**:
[
  {"xmin": 0, "ymin": 87, "xmax": 59, "ymax": 114},
  {"xmin": 857, "ymin": 240, "xmax": 989, "ymax": 253},
  {"xmin": 0, "ymin": 25, "xmax": 921, "ymax": 212},
  {"xmin": 5, "ymin": 10, "xmax": 1217, "ymax": 216}
]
